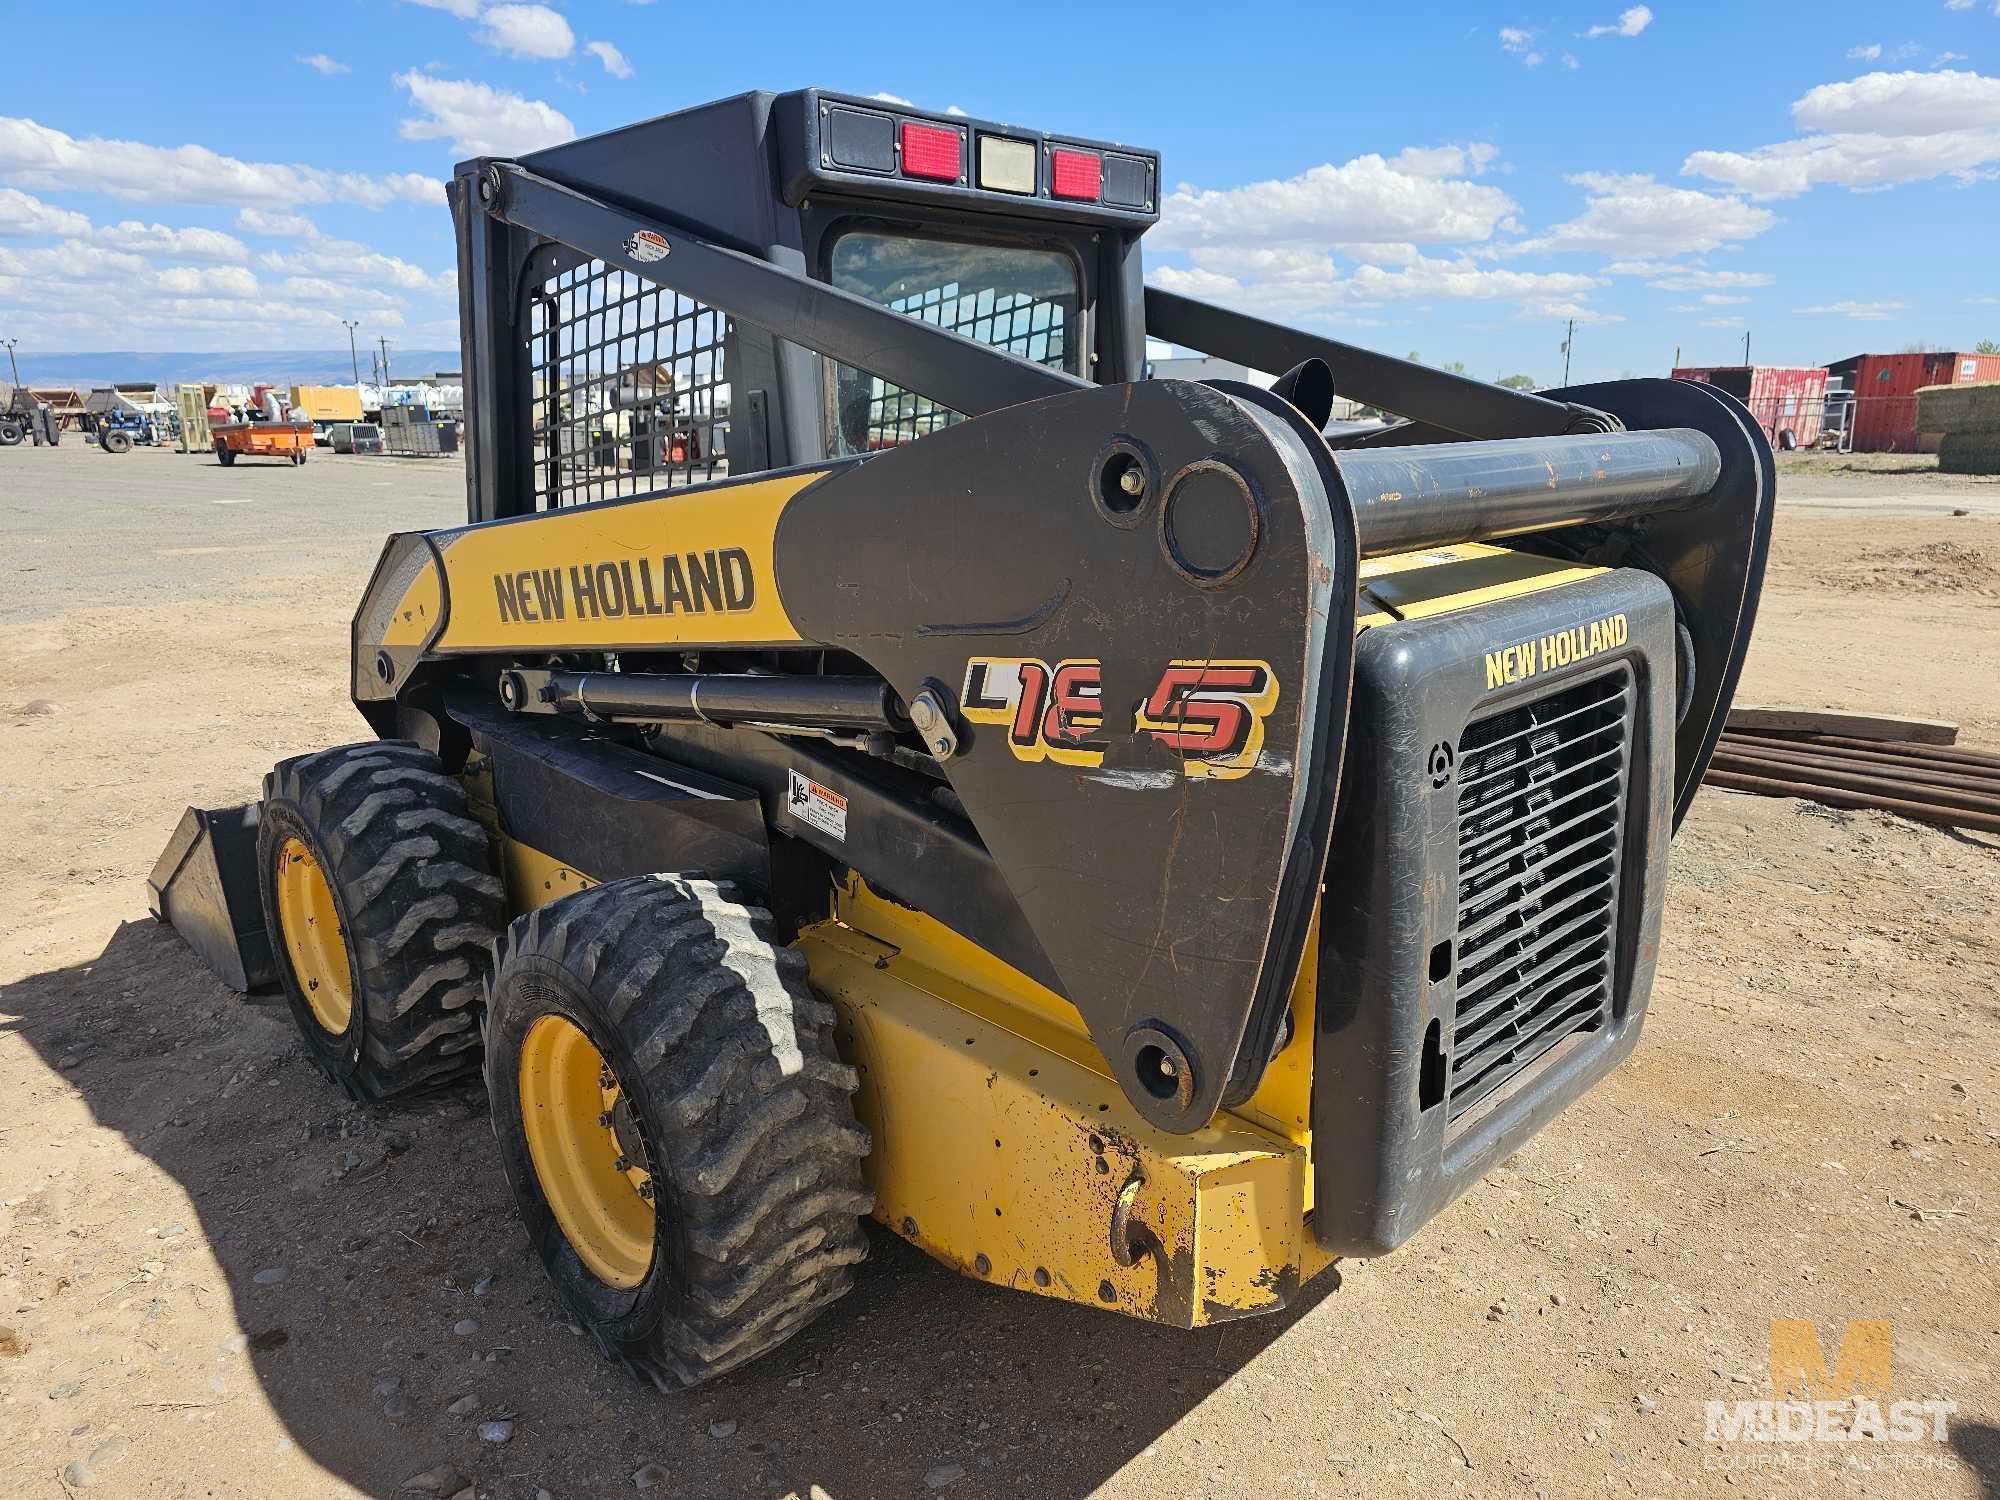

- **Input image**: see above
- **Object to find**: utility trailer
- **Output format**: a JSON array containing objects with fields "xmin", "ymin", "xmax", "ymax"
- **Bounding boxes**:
[
  {"xmin": 211, "ymin": 420, "xmax": 316, "ymax": 466},
  {"xmin": 153, "ymin": 90, "xmax": 1771, "ymax": 1387}
]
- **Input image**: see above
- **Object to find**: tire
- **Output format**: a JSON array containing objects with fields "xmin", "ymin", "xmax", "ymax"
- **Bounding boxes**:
[
  {"xmin": 257, "ymin": 741, "xmax": 504, "ymax": 1100},
  {"xmin": 215, "ymin": 441, "xmax": 236, "ymax": 467},
  {"xmin": 484, "ymin": 876, "xmax": 873, "ymax": 1388},
  {"xmin": 101, "ymin": 429, "xmax": 133, "ymax": 455},
  {"xmin": 0, "ymin": 420, "xmax": 21, "ymax": 446}
]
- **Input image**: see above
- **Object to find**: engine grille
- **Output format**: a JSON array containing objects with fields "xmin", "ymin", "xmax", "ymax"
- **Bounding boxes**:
[{"xmin": 1448, "ymin": 669, "xmax": 1633, "ymax": 1126}]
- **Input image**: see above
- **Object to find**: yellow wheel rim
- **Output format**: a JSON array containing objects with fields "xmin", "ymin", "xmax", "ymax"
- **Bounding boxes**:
[
  {"xmin": 518, "ymin": 1014, "xmax": 656, "ymax": 1289},
  {"xmin": 275, "ymin": 836, "xmax": 353, "ymax": 1034}
]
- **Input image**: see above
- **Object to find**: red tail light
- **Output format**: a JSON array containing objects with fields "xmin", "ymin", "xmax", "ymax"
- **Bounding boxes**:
[
  {"xmin": 1050, "ymin": 148, "xmax": 1103, "ymax": 201},
  {"xmin": 900, "ymin": 122, "xmax": 963, "ymax": 182}
]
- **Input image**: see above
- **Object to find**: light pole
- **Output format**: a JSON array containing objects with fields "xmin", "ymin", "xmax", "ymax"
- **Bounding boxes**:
[
  {"xmin": 342, "ymin": 320, "xmax": 361, "ymax": 384},
  {"xmin": 2, "ymin": 337, "xmax": 20, "ymax": 389},
  {"xmin": 377, "ymin": 335, "xmax": 392, "ymax": 389}
]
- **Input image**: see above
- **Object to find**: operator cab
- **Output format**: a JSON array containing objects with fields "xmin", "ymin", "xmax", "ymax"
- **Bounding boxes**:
[{"xmin": 469, "ymin": 90, "xmax": 1158, "ymax": 520}]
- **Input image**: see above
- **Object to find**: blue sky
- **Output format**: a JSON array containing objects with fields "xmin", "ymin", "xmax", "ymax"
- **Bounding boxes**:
[{"xmin": 1, "ymin": 0, "xmax": 1997, "ymax": 384}]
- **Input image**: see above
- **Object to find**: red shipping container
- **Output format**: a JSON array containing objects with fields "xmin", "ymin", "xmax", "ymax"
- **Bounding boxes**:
[
  {"xmin": 1671, "ymin": 365, "xmax": 1828, "ymax": 450},
  {"xmin": 1825, "ymin": 352, "xmax": 2000, "ymax": 452}
]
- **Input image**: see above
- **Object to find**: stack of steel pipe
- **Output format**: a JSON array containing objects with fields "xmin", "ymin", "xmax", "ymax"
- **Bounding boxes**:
[{"xmin": 1704, "ymin": 730, "xmax": 2000, "ymax": 834}]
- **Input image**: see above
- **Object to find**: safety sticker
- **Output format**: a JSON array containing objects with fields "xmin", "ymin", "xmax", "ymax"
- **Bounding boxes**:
[
  {"xmin": 624, "ymin": 229, "xmax": 671, "ymax": 263},
  {"xmin": 787, "ymin": 769, "xmax": 847, "ymax": 842}
]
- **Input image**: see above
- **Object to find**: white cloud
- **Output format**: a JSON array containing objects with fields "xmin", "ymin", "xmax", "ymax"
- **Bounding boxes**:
[
  {"xmin": 584, "ymin": 40, "xmax": 633, "ymax": 78},
  {"xmin": 1154, "ymin": 149, "xmax": 1518, "ymax": 251},
  {"xmin": 1149, "ymin": 249, "xmax": 1604, "ymax": 324},
  {"xmin": 1584, "ymin": 5, "xmax": 1653, "ymax": 37},
  {"xmin": 395, "ymin": 73, "xmax": 576, "ymax": 157},
  {"xmin": 1795, "ymin": 68, "xmax": 2000, "ymax": 132},
  {"xmin": 945, "ymin": 105, "xmax": 969, "ymax": 118},
  {"xmin": 1684, "ymin": 69, "xmax": 2000, "ymax": 196},
  {"xmin": 1795, "ymin": 300, "xmax": 1906, "ymax": 319},
  {"xmin": 1349, "ymin": 255, "xmax": 1601, "ymax": 304},
  {"xmin": 479, "ymin": 3, "xmax": 574, "ymax": 59},
  {"xmin": 870, "ymin": 92, "xmax": 916, "ymax": 108},
  {"xmin": 1936, "ymin": 51, "xmax": 1967, "ymax": 64},
  {"xmin": 1499, "ymin": 26, "xmax": 1534, "ymax": 52},
  {"xmin": 1523, "ymin": 51, "xmax": 1547, "ymax": 67},
  {"xmin": 402, "ymin": 0, "xmax": 481, "ymax": 16},
  {"xmin": 275, "ymin": 275, "xmax": 403, "ymax": 306},
  {"xmin": 1640, "ymin": 267, "xmax": 1776, "ymax": 290},
  {"xmin": 1525, "ymin": 300, "xmax": 1624, "ymax": 325},
  {"xmin": 1562, "ymin": 52, "xmax": 1581, "ymax": 69},
  {"xmin": 1700, "ymin": 293, "xmax": 1751, "ymax": 305},
  {"xmin": 0, "ymin": 116, "xmax": 444, "ymax": 208},
  {"xmin": 94, "ymin": 220, "xmax": 249, "ymax": 262},
  {"xmin": 1501, "ymin": 173, "xmax": 1776, "ymax": 259},
  {"xmin": 259, "ymin": 239, "xmax": 450, "ymax": 293},
  {"xmin": 1847, "ymin": 44, "xmax": 1883, "ymax": 62},
  {"xmin": 155, "ymin": 264, "xmax": 259, "ymax": 297},
  {"xmin": 1389, "ymin": 143, "xmax": 1500, "ymax": 178},
  {"xmin": 1699, "ymin": 316, "xmax": 1743, "ymax": 327},
  {"xmin": 299, "ymin": 53, "xmax": 349, "ymax": 75},
  {"xmin": 1945, "ymin": 0, "xmax": 1971, "ymax": 9},
  {"xmin": 237, "ymin": 207, "xmax": 319, "ymax": 238},
  {"xmin": 0, "ymin": 186, "xmax": 88, "ymax": 238},
  {"xmin": 1334, "ymin": 240, "xmax": 1422, "ymax": 266}
]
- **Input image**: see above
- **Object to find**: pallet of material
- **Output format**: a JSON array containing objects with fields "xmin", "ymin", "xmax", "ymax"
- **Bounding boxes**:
[
  {"xmin": 1705, "ymin": 725, "xmax": 2000, "ymax": 835},
  {"xmin": 1915, "ymin": 379, "xmax": 2000, "ymax": 434},
  {"xmin": 1917, "ymin": 381, "xmax": 2000, "ymax": 473},
  {"xmin": 1724, "ymin": 706, "xmax": 1957, "ymax": 745}
]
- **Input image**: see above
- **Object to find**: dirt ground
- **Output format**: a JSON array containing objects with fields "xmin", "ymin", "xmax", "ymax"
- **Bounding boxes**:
[{"xmin": 1, "ymin": 442, "xmax": 1995, "ymax": 1499}]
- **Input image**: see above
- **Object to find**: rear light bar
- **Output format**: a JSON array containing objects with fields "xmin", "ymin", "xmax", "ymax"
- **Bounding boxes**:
[
  {"xmin": 900, "ymin": 121, "xmax": 962, "ymax": 183},
  {"xmin": 807, "ymin": 94, "xmax": 1155, "ymax": 218},
  {"xmin": 1049, "ymin": 148, "xmax": 1102, "ymax": 202}
]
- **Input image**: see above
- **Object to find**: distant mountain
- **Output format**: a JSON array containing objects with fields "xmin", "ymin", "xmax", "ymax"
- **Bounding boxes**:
[{"xmin": 8, "ymin": 349, "xmax": 465, "ymax": 389}]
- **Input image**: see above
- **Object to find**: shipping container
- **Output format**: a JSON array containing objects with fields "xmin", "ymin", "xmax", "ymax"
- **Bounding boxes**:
[
  {"xmin": 288, "ymin": 384, "xmax": 365, "ymax": 425},
  {"xmin": 1671, "ymin": 365, "xmax": 1828, "ymax": 450},
  {"xmin": 1823, "ymin": 352, "xmax": 2000, "ymax": 453}
]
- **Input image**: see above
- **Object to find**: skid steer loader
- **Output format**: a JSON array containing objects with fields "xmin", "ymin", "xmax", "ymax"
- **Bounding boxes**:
[{"xmin": 150, "ymin": 90, "xmax": 1771, "ymax": 1387}]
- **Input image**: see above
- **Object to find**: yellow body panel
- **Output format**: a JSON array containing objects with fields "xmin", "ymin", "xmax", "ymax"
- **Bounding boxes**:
[
  {"xmin": 423, "ymin": 469, "xmax": 826, "ymax": 652},
  {"xmin": 795, "ymin": 917, "xmax": 1312, "ymax": 1325},
  {"xmin": 378, "ymin": 559, "xmax": 444, "ymax": 649}
]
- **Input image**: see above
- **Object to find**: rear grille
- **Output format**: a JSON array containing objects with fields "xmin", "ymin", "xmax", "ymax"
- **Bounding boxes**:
[
  {"xmin": 525, "ymin": 257, "xmax": 730, "ymax": 509},
  {"xmin": 1448, "ymin": 670, "xmax": 1632, "ymax": 1126}
]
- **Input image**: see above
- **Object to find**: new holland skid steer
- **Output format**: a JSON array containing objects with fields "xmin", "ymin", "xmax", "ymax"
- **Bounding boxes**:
[{"xmin": 150, "ymin": 90, "xmax": 1771, "ymax": 1388}]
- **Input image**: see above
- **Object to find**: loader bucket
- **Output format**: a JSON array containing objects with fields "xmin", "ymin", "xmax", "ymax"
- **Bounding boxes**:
[{"xmin": 147, "ymin": 803, "xmax": 275, "ymax": 993}]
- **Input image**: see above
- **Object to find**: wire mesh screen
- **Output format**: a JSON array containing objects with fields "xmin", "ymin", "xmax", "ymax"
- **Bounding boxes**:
[
  {"xmin": 526, "ymin": 259, "xmax": 729, "ymax": 508},
  {"xmin": 826, "ymin": 231, "xmax": 1079, "ymax": 455}
]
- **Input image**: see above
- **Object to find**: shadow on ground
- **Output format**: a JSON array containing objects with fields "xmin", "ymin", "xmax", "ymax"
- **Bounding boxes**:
[{"xmin": 3, "ymin": 919, "xmax": 1338, "ymax": 1499}]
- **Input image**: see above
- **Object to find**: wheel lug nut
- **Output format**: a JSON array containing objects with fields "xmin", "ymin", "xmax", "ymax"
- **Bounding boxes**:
[
  {"xmin": 637, "ymin": 1181, "xmax": 654, "ymax": 1200},
  {"xmin": 614, "ymin": 1155, "xmax": 631, "ymax": 1173},
  {"xmin": 597, "ymin": 1112, "xmax": 613, "ymax": 1128}
]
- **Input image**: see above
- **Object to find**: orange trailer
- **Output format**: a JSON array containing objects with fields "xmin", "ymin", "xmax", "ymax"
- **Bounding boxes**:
[{"xmin": 211, "ymin": 421, "xmax": 316, "ymax": 467}]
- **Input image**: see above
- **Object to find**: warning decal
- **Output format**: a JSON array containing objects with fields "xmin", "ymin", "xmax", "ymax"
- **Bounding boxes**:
[{"xmin": 786, "ymin": 769, "xmax": 847, "ymax": 842}]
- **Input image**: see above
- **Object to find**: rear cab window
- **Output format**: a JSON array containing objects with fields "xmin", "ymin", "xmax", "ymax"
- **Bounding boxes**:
[{"xmin": 820, "ymin": 229, "xmax": 1082, "ymax": 455}]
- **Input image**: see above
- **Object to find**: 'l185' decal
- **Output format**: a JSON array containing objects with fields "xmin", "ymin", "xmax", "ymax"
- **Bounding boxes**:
[{"xmin": 961, "ymin": 658, "xmax": 1279, "ymax": 780}]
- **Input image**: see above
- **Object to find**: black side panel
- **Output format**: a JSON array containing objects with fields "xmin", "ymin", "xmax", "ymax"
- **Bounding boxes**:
[
  {"xmin": 462, "ymin": 706, "xmax": 768, "ymax": 887},
  {"xmin": 1312, "ymin": 568, "xmax": 1675, "ymax": 1256},
  {"xmin": 147, "ymin": 804, "xmax": 275, "ymax": 993},
  {"xmin": 771, "ymin": 379, "xmax": 1354, "ymax": 1134},
  {"xmin": 642, "ymin": 721, "xmax": 1065, "ymax": 996}
]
